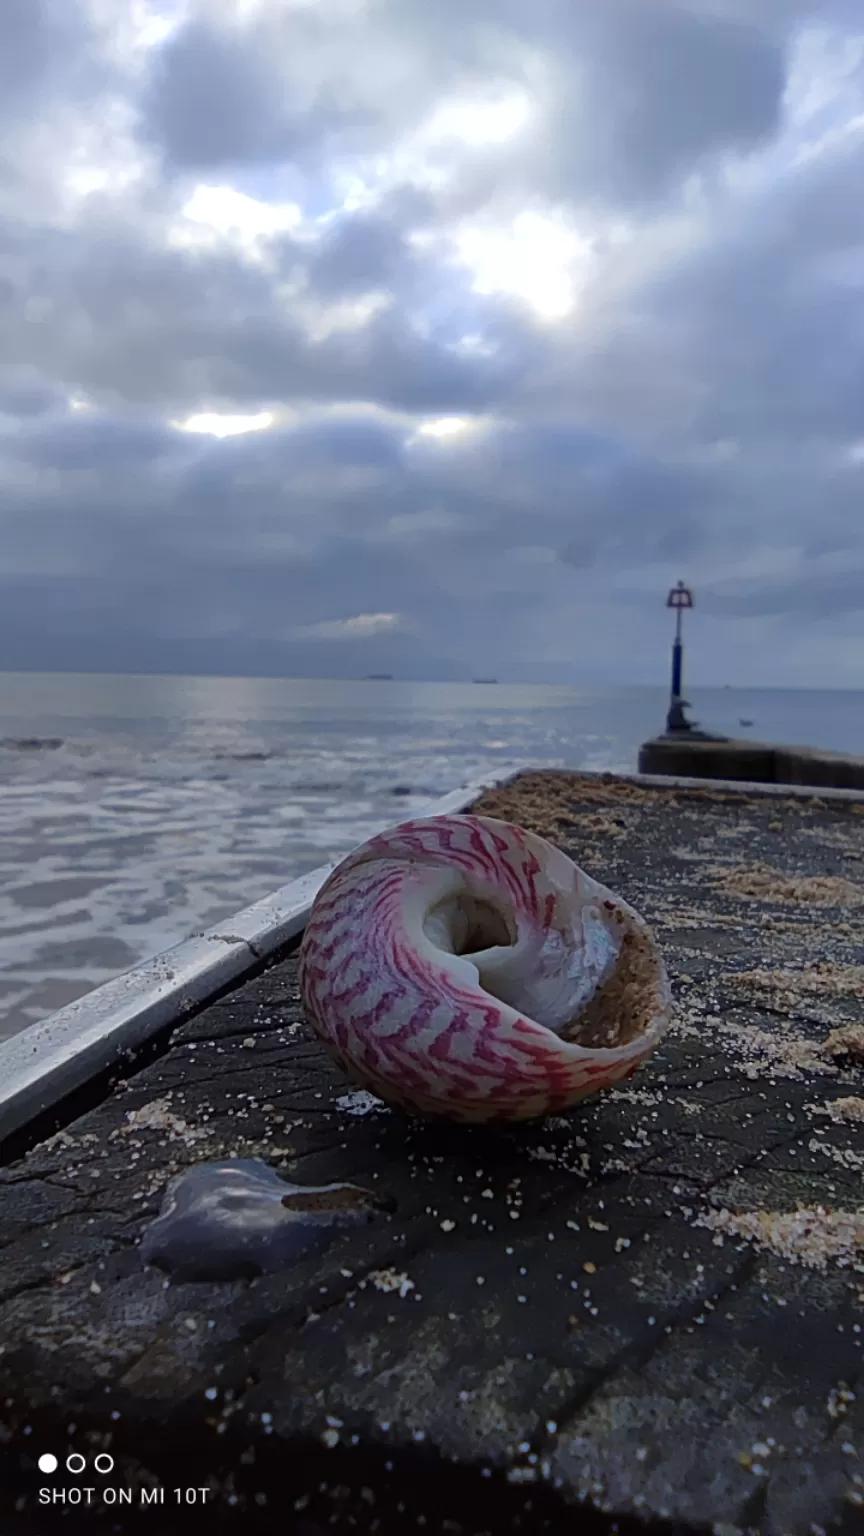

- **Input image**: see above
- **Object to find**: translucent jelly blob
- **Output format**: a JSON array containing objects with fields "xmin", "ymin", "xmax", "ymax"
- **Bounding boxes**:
[{"xmin": 139, "ymin": 1158, "xmax": 390, "ymax": 1282}]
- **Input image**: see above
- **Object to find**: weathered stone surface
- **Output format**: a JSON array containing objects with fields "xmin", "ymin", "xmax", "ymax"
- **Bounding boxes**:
[{"xmin": 1, "ymin": 771, "xmax": 863, "ymax": 1535}]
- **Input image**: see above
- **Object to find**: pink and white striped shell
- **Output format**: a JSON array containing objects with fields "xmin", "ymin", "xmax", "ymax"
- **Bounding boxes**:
[{"xmin": 299, "ymin": 814, "xmax": 672, "ymax": 1124}]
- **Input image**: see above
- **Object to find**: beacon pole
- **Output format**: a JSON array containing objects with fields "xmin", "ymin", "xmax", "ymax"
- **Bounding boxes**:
[{"xmin": 665, "ymin": 580, "xmax": 694, "ymax": 734}]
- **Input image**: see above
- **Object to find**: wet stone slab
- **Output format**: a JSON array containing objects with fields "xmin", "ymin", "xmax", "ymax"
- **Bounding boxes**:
[{"xmin": 1, "ymin": 770, "xmax": 863, "ymax": 1536}]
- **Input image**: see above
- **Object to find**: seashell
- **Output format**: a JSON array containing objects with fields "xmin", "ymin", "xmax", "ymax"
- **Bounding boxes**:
[{"xmin": 299, "ymin": 814, "xmax": 672, "ymax": 1125}]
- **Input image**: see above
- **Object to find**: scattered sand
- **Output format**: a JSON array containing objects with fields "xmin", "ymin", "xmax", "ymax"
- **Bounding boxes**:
[
  {"xmin": 695, "ymin": 1206, "xmax": 864, "ymax": 1269},
  {"xmin": 473, "ymin": 771, "xmax": 660, "ymax": 843},
  {"xmin": 724, "ymin": 965, "xmax": 864, "ymax": 1004},
  {"xmin": 810, "ymin": 1096, "xmax": 864, "ymax": 1124},
  {"xmin": 709, "ymin": 863, "xmax": 864, "ymax": 907},
  {"xmin": 808, "ymin": 1137, "xmax": 864, "ymax": 1173},
  {"xmin": 111, "ymin": 1096, "xmax": 211, "ymax": 1144},
  {"xmin": 653, "ymin": 907, "xmax": 743, "ymax": 930},
  {"xmin": 366, "ymin": 1269, "xmax": 415, "ymax": 1298},
  {"xmin": 823, "ymin": 1024, "xmax": 864, "ymax": 1062},
  {"xmin": 562, "ymin": 809, "xmax": 637, "ymax": 839},
  {"xmin": 800, "ymin": 824, "xmax": 864, "ymax": 857},
  {"xmin": 716, "ymin": 1018, "xmax": 837, "ymax": 1080}
]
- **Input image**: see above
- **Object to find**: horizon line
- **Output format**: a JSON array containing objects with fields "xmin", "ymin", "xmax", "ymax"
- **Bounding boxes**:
[{"xmin": 0, "ymin": 667, "xmax": 861, "ymax": 693}]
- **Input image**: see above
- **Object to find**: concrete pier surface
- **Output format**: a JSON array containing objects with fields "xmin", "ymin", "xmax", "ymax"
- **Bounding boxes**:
[
  {"xmin": 639, "ymin": 733, "xmax": 864, "ymax": 791},
  {"xmin": 1, "ymin": 770, "xmax": 863, "ymax": 1536}
]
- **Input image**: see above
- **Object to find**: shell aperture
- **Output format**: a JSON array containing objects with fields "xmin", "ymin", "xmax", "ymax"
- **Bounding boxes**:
[{"xmin": 299, "ymin": 813, "xmax": 672, "ymax": 1124}]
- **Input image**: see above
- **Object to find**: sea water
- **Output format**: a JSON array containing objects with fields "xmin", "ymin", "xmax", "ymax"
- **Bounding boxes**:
[{"xmin": 1, "ymin": 671, "xmax": 862, "ymax": 1040}]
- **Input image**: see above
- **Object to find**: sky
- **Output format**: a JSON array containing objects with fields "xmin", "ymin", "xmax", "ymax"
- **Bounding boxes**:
[{"xmin": 2, "ymin": 1, "xmax": 864, "ymax": 687}]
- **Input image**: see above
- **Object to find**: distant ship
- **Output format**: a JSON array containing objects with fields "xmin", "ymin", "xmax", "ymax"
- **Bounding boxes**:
[
  {"xmin": 366, "ymin": 673, "xmax": 394, "ymax": 680},
  {"xmin": 472, "ymin": 677, "xmax": 499, "ymax": 684}
]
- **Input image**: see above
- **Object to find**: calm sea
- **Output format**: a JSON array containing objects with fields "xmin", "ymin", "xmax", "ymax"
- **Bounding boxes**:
[{"xmin": 1, "ymin": 671, "xmax": 862, "ymax": 1041}]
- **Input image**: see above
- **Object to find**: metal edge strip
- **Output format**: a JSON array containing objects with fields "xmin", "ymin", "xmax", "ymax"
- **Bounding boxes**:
[
  {"xmin": 0, "ymin": 772, "xmax": 521, "ymax": 1141},
  {"xmin": 3, "ymin": 760, "xmax": 863, "ymax": 1141}
]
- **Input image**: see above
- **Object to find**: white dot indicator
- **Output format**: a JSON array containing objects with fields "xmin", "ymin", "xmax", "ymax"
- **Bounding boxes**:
[
  {"xmin": 38, "ymin": 1454, "xmax": 58, "ymax": 1474},
  {"xmin": 67, "ymin": 1453, "xmax": 86, "ymax": 1474}
]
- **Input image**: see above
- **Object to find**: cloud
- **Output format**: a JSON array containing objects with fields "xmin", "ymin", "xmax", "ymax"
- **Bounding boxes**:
[
  {"xmin": 1, "ymin": 0, "xmax": 864, "ymax": 686},
  {"xmin": 297, "ymin": 612, "xmax": 404, "ymax": 641},
  {"xmin": 544, "ymin": 1, "xmax": 787, "ymax": 204},
  {"xmin": 138, "ymin": 0, "xmax": 790, "ymax": 204},
  {"xmin": 1, "ymin": 0, "xmax": 100, "ymax": 122},
  {"xmin": 7, "ymin": 409, "xmax": 187, "ymax": 470}
]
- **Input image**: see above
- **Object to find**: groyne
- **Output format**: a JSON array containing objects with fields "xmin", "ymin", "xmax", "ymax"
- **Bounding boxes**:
[{"xmin": 639, "ymin": 733, "xmax": 864, "ymax": 790}]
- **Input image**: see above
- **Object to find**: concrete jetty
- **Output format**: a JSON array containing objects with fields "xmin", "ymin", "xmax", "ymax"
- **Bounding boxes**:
[
  {"xmin": 1, "ymin": 769, "xmax": 863, "ymax": 1535},
  {"xmin": 639, "ymin": 733, "xmax": 864, "ymax": 790}
]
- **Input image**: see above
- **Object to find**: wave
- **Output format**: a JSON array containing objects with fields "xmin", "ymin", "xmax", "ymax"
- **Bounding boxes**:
[
  {"xmin": 213, "ymin": 750, "xmax": 275, "ymax": 762},
  {"xmin": 0, "ymin": 737, "xmax": 64, "ymax": 751}
]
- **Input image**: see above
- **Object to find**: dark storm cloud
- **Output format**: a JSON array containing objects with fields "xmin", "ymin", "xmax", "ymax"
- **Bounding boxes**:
[
  {"xmin": 139, "ymin": 0, "xmax": 789, "ymax": 204},
  {"xmin": 140, "ymin": 18, "xmax": 372, "ymax": 170},
  {"xmin": 701, "ymin": 564, "xmax": 864, "ymax": 621},
  {"xmin": 614, "ymin": 130, "xmax": 864, "ymax": 448},
  {"xmin": 8, "ymin": 412, "xmax": 189, "ymax": 470},
  {"xmin": 273, "ymin": 415, "xmax": 406, "ymax": 470},
  {"xmin": 138, "ymin": 4, "xmax": 451, "ymax": 174},
  {"xmin": 0, "ymin": 207, "xmax": 538, "ymax": 415},
  {"xmin": 309, "ymin": 208, "xmax": 422, "ymax": 297},
  {"xmin": 0, "ymin": 403, "xmax": 718, "ymax": 600},
  {"xmin": 0, "ymin": 379, "xmax": 60, "ymax": 418},
  {"xmin": 0, "ymin": 0, "xmax": 99, "ymax": 120},
  {"xmin": 557, "ymin": 456, "xmax": 715, "ymax": 570},
  {"xmin": 532, "ymin": 0, "xmax": 787, "ymax": 205}
]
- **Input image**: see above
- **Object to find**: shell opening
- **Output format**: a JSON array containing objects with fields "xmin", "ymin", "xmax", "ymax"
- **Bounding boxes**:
[
  {"xmin": 423, "ymin": 886, "xmax": 665, "ymax": 1054},
  {"xmin": 423, "ymin": 893, "xmax": 516, "ymax": 957}
]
